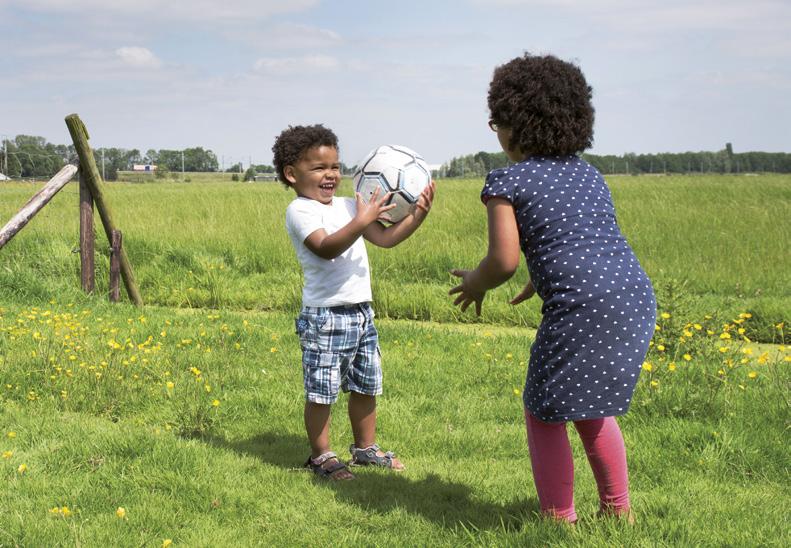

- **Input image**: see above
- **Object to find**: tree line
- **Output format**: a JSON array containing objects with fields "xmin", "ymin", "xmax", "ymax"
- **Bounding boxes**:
[
  {"xmin": 0, "ymin": 135, "xmax": 276, "ymax": 181},
  {"xmin": 3, "ymin": 135, "xmax": 789, "ymax": 181},
  {"xmin": 440, "ymin": 144, "xmax": 791, "ymax": 177}
]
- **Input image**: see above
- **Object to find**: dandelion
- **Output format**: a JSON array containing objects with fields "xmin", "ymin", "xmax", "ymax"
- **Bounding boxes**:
[
  {"xmin": 742, "ymin": 348, "xmax": 753, "ymax": 355},
  {"xmin": 668, "ymin": 362, "xmax": 677, "ymax": 372},
  {"xmin": 650, "ymin": 380, "xmax": 659, "ymax": 388},
  {"xmin": 642, "ymin": 362, "xmax": 653, "ymax": 372},
  {"xmin": 657, "ymin": 345, "xmax": 665, "ymax": 352},
  {"xmin": 718, "ymin": 347, "xmax": 729, "ymax": 353},
  {"xmin": 683, "ymin": 354, "xmax": 692, "ymax": 361},
  {"xmin": 660, "ymin": 312, "xmax": 671, "ymax": 319},
  {"xmin": 166, "ymin": 381, "xmax": 175, "ymax": 390},
  {"xmin": 270, "ymin": 347, "xmax": 278, "ymax": 353},
  {"xmin": 717, "ymin": 369, "xmax": 725, "ymax": 376},
  {"xmin": 212, "ymin": 399, "xmax": 220, "ymax": 407},
  {"xmin": 719, "ymin": 332, "xmax": 731, "ymax": 340},
  {"xmin": 18, "ymin": 463, "xmax": 27, "ymax": 474},
  {"xmin": 757, "ymin": 352, "xmax": 769, "ymax": 365},
  {"xmin": 7, "ymin": 432, "xmax": 16, "ymax": 438},
  {"xmin": 2, "ymin": 451, "xmax": 12, "ymax": 459},
  {"xmin": 116, "ymin": 507, "xmax": 127, "ymax": 519},
  {"xmin": 693, "ymin": 323, "xmax": 702, "ymax": 330},
  {"xmin": 748, "ymin": 371, "xmax": 758, "ymax": 379},
  {"xmin": 513, "ymin": 388, "xmax": 520, "ymax": 396},
  {"xmin": 162, "ymin": 540, "xmax": 173, "ymax": 548}
]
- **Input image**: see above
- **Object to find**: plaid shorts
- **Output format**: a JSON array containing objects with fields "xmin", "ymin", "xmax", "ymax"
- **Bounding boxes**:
[{"xmin": 295, "ymin": 302, "xmax": 382, "ymax": 404}]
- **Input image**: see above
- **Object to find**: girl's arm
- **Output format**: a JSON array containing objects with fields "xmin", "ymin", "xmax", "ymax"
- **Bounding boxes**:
[
  {"xmin": 449, "ymin": 197, "xmax": 521, "ymax": 315},
  {"xmin": 363, "ymin": 181, "xmax": 435, "ymax": 248}
]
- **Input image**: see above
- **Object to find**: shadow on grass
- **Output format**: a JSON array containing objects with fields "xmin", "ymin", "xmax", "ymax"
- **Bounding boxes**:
[{"xmin": 204, "ymin": 430, "xmax": 539, "ymax": 532}]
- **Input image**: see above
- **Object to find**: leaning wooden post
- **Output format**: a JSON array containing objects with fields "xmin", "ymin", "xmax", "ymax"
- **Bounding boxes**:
[
  {"xmin": 109, "ymin": 230, "xmax": 121, "ymax": 303},
  {"xmin": 65, "ymin": 113, "xmax": 143, "ymax": 306},
  {"xmin": 79, "ymin": 167, "xmax": 96, "ymax": 293},
  {"xmin": 0, "ymin": 164, "xmax": 78, "ymax": 249}
]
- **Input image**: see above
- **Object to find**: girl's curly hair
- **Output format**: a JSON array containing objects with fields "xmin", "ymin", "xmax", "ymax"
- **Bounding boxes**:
[
  {"xmin": 272, "ymin": 124, "xmax": 338, "ymax": 187},
  {"xmin": 488, "ymin": 53, "xmax": 594, "ymax": 157}
]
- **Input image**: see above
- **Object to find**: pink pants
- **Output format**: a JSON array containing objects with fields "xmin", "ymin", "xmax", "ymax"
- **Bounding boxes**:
[{"xmin": 525, "ymin": 410, "xmax": 631, "ymax": 522}]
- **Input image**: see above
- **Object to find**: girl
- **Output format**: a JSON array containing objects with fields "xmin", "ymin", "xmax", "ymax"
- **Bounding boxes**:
[{"xmin": 450, "ymin": 53, "xmax": 655, "ymax": 523}]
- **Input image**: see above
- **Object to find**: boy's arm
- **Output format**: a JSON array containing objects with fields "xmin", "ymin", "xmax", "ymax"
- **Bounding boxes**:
[
  {"xmin": 363, "ymin": 181, "xmax": 435, "ymax": 248},
  {"xmin": 303, "ymin": 189, "xmax": 396, "ymax": 260}
]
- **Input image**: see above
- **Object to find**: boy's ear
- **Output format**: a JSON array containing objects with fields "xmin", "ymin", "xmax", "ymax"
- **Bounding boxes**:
[{"xmin": 283, "ymin": 165, "xmax": 297, "ymax": 185}]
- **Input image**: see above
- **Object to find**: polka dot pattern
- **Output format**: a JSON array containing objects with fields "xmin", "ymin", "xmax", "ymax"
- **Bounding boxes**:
[{"xmin": 482, "ymin": 157, "xmax": 657, "ymax": 422}]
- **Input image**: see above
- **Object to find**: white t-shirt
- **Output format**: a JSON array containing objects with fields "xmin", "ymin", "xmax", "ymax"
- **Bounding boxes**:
[{"xmin": 285, "ymin": 196, "xmax": 372, "ymax": 307}]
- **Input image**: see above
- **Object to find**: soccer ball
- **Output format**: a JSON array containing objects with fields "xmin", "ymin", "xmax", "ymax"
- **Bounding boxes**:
[{"xmin": 353, "ymin": 145, "xmax": 431, "ymax": 224}]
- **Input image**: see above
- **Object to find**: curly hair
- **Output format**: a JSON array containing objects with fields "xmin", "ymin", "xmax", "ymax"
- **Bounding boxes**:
[
  {"xmin": 487, "ymin": 53, "xmax": 594, "ymax": 157},
  {"xmin": 272, "ymin": 124, "xmax": 339, "ymax": 187}
]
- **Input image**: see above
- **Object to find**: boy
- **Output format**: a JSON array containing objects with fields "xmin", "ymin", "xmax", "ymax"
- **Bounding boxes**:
[{"xmin": 273, "ymin": 124, "xmax": 435, "ymax": 480}]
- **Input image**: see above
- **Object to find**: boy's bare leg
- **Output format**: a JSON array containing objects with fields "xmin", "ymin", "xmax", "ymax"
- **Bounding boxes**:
[
  {"xmin": 348, "ymin": 392, "xmax": 404, "ymax": 470},
  {"xmin": 304, "ymin": 401, "xmax": 353, "ymax": 479}
]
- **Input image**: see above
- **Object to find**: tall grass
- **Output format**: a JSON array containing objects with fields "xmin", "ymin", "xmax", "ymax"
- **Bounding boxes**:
[{"xmin": 1, "ymin": 174, "xmax": 788, "ymax": 338}]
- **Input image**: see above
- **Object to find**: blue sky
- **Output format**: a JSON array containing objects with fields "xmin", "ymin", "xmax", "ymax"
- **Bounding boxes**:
[{"xmin": 1, "ymin": 0, "xmax": 789, "ymax": 168}]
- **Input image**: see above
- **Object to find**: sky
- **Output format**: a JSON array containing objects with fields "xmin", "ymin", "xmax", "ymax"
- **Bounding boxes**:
[{"xmin": 1, "ymin": 0, "xmax": 789, "ymax": 169}]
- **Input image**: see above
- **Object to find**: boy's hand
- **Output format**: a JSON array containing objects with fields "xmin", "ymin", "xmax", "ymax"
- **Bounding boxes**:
[
  {"xmin": 449, "ymin": 269, "xmax": 487, "ymax": 316},
  {"xmin": 355, "ymin": 187, "xmax": 396, "ymax": 226},
  {"xmin": 412, "ymin": 180, "xmax": 436, "ymax": 217},
  {"xmin": 510, "ymin": 279, "xmax": 536, "ymax": 305}
]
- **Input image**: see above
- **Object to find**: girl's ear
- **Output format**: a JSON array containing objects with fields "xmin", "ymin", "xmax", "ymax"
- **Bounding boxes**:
[{"xmin": 283, "ymin": 165, "xmax": 297, "ymax": 185}]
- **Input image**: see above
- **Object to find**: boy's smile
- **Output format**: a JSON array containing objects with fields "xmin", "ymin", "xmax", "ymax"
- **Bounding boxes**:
[{"xmin": 285, "ymin": 145, "xmax": 341, "ymax": 205}]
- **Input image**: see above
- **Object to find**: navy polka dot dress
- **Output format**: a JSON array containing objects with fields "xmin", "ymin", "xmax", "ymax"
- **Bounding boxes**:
[{"xmin": 482, "ymin": 157, "xmax": 656, "ymax": 423}]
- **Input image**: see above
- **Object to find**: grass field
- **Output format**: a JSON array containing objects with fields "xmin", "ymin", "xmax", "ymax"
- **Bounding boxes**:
[{"xmin": 1, "ymin": 174, "xmax": 789, "ymax": 546}]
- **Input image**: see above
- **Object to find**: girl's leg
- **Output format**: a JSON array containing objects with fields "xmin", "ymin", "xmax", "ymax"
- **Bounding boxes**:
[
  {"xmin": 573, "ymin": 417, "xmax": 631, "ymax": 515},
  {"xmin": 525, "ymin": 410, "xmax": 577, "ymax": 522}
]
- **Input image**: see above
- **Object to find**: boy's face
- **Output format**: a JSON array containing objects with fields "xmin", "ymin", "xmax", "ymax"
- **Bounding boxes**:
[{"xmin": 284, "ymin": 145, "xmax": 341, "ymax": 205}]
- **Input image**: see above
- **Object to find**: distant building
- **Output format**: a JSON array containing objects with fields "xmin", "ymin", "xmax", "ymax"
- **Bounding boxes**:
[
  {"xmin": 132, "ymin": 164, "xmax": 157, "ymax": 172},
  {"xmin": 253, "ymin": 174, "xmax": 278, "ymax": 182}
]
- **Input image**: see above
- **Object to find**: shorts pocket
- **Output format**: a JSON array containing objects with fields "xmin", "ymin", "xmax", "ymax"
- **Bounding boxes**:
[{"xmin": 296, "ymin": 310, "xmax": 329, "ymax": 352}]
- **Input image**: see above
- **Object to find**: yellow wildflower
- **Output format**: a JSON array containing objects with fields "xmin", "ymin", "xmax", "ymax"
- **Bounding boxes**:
[
  {"xmin": 2, "ymin": 451, "xmax": 12, "ymax": 459},
  {"xmin": 642, "ymin": 362, "xmax": 653, "ymax": 372},
  {"xmin": 657, "ymin": 345, "xmax": 665, "ymax": 352},
  {"xmin": 748, "ymin": 371, "xmax": 758, "ymax": 379},
  {"xmin": 683, "ymin": 354, "xmax": 692, "ymax": 361},
  {"xmin": 668, "ymin": 362, "xmax": 677, "ymax": 371},
  {"xmin": 650, "ymin": 380, "xmax": 659, "ymax": 388},
  {"xmin": 660, "ymin": 312, "xmax": 671, "ymax": 319},
  {"xmin": 162, "ymin": 540, "xmax": 173, "ymax": 548},
  {"xmin": 212, "ymin": 399, "xmax": 220, "ymax": 407},
  {"xmin": 18, "ymin": 463, "xmax": 27, "ymax": 474},
  {"xmin": 116, "ymin": 507, "xmax": 127, "ymax": 519}
]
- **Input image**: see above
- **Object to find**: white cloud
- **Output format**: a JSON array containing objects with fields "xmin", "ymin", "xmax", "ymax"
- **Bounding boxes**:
[
  {"xmin": 232, "ymin": 23, "xmax": 342, "ymax": 50},
  {"xmin": 4, "ymin": 0, "xmax": 319, "ymax": 22},
  {"xmin": 115, "ymin": 46, "xmax": 162, "ymax": 69},
  {"xmin": 253, "ymin": 55, "xmax": 340, "ymax": 73}
]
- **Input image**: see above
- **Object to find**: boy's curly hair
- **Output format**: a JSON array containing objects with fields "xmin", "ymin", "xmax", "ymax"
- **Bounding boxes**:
[
  {"xmin": 272, "ymin": 124, "xmax": 339, "ymax": 187},
  {"xmin": 488, "ymin": 53, "xmax": 594, "ymax": 157}
]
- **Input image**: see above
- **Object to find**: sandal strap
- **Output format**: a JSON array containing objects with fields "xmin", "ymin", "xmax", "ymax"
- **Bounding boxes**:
[{"xmin": 309, "ymin": 451, "xmax": 337, "ymax": 467}]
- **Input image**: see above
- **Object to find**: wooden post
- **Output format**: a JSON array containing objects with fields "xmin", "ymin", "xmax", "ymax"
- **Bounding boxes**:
[
  {"xmin": 109, "ymin": 230, "xmax": 121, "ymax": 303},
  {"xmin": 79, "ymin": 168, "xmax": 95, "ymax": 293},
  {"xmin": 65, "ymin": 113, "xmax": 143, "ymax": 306},
  {"xmin": 0, "ymin": 164, "xmax": 78, "ymax": 250}
]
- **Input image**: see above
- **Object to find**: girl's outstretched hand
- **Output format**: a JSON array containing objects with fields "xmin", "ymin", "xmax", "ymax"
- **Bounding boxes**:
[
  {"xmin": 510, "ymin": 279, "xmax": 536, "ymax": 305},
  {"xmin": 449, "ymin": 269, "xmax": 487, "ymax": 316}
]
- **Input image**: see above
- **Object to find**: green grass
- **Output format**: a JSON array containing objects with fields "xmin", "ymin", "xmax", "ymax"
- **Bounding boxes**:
[
  {"xmin": 1, "ymin": 301, "xmax": 788, "ymax": 546},
  {"xmin": 0, "ymin": 174, "xmax": 789, "ymax": 545},
  {"xmin": 1, "ymin": 174, "xmax": 788, "ymax": 339}
]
